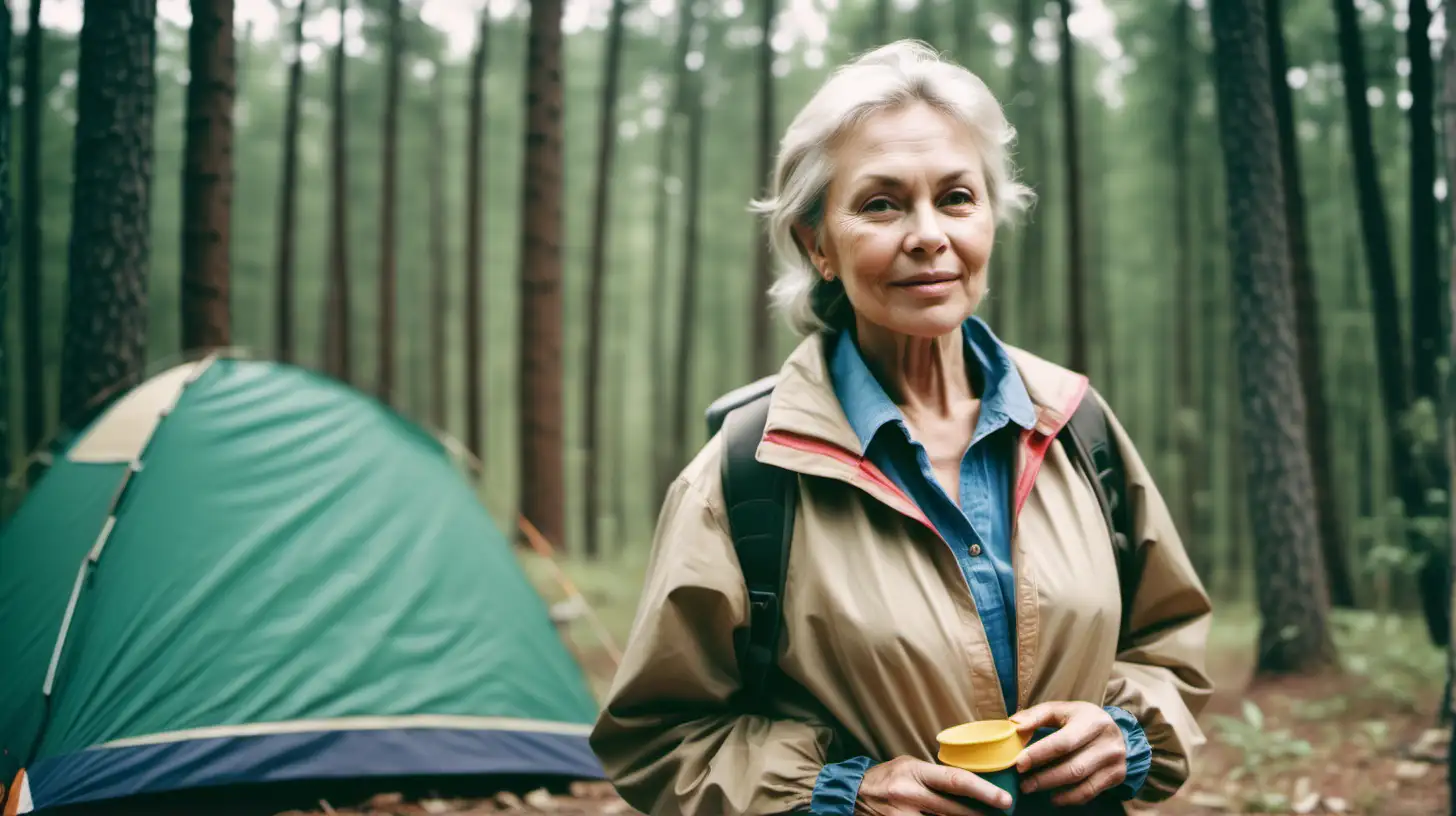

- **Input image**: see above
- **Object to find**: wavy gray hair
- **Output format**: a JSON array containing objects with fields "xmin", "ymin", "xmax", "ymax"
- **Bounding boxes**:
[{"xmin": 750, "ymin": 40, "xmax": 1035, "ymax": 336}]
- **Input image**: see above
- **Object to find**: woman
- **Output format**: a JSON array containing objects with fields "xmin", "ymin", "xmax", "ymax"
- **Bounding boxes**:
[{"xmin": 591, "ymin": 41, "xmax": 1212, "ymax": 816}]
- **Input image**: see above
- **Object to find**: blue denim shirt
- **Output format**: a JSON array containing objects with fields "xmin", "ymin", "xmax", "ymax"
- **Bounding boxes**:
[{"xmin": 808, "ymin": 318, "xmax": 1151, "ymax": 814}]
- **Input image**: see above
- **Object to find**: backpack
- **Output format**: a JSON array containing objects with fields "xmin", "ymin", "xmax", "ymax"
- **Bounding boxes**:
[{"xmin": 704, "ymin": 375, "xmax": 1142, "ymax": 709}]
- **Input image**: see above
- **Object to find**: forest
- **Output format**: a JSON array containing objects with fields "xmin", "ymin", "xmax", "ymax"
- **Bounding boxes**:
[{"xmin": 1, "ymin": 0, "xmax": 1453, "ymax": 812}]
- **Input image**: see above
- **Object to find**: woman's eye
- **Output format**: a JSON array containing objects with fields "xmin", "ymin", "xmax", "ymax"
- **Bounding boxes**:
[
  {"xmin": 942, "ymin": 190, "xmax": 975, "ymax": 207},
  {"xmin": 861, "ymin": 197, "xmax": 895, "ymax": 213}
]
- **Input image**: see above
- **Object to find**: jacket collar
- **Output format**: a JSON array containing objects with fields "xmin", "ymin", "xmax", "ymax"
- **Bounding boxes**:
[{"xmin": 760, "ymin": 329, "xmax": 1090, "ymax": 463}]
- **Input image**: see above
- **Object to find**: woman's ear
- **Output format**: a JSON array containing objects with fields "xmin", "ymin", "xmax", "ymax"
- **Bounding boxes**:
[{"xmin": 791, "ymin": 222, "xmax": 828, "ymax": 278}]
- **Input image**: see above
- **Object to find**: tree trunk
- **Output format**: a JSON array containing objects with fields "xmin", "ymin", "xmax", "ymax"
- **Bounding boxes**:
[
  {"xmin": 323, "ymin": 0, "xmax": 352, "ymax": 383},
  {"xmin": 651, "ymin": 0, "xmax": 694, "ymax": 501},
  {"xmin": 1209, "ymin": 0, "xmax": 1335, "ymax": 673},
  {"xmin": 376, "ymin": 0, "xmax": 402, "ymax": 404},
  {"xmin": 429, "ymin": 66, "xmax": 448, "ymax": 430},
  {"xmin": 1056, "ymin": 0, "xmax": 1086, "ymax": 374},
  {"xmin": 0, "ymin": 0, "xmax": 11, "ymax": 479},
  {"xmin": 1171, "ymin": 0, "xmax": 1201, "ymax": 561},
  {"xmin": 1012, "ymin": 0, "xmax": 1045, "ymax": 350},
  {"xmin": 464, "ymin": 9, "xmax": 489, "ymax": 459},
  {"xmin": 181, "ymin": 0, "xmax": 234, "ymax": 353},
  {"xmin": 1408, "ymin": 0, "xmax": 1440, "ymax": 404},
  {"xmin": 519, "ymin": 0, "xmax": 567, "ymax": 548},
  {"xmin": 20, "ymin": 0, "xmax": 44, "ymax": 462},
  {"xmin": 1268, "ymin": 0, "xmax": 1353, "ymax": 608},
  {"xmin": 60, "ymin": 0, "xmax": 156, "ymax": 428},
  {"xmin": 274, "ymin": 0, "xmax": 305, "ymax": 364},
  {"xmin": 583, "ymin": 0, "xmax": 627, "ymax": 559},
  {"xmin": 1333, "ymin": 0, "xmax": 1443, "ymax": 639},
  {"xmin": 750, "ymin": 0, "xmax": 777, "ymax": 378},
  {"xmin": 672, "ymin": 15, "xmax": 709, "ymax": 471}
]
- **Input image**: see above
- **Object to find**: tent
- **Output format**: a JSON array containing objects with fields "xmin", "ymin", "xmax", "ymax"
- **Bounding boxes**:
[{"xmin": 0, "ymin": 357, "xmax": 604, "ymax": 814}]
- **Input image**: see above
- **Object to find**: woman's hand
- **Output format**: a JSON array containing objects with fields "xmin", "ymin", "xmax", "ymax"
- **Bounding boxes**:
[
  {"xmin": 854, "ymin": 756, "xmax": 1013, "ymax": 815},
  {"xmin": 1010, "ymin": 701, "xmax": 1128, "ymax": 806}
]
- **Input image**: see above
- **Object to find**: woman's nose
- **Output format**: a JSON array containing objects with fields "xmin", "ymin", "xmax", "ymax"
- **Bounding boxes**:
[{"xmin": 903, "ymin": 204, "xmax": 949, "ymax": 256}]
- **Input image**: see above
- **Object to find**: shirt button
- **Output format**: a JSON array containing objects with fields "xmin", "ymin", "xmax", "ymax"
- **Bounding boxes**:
[{"xmin": 969, "ymin": 543, "xmax": 983, "ymax": 557}]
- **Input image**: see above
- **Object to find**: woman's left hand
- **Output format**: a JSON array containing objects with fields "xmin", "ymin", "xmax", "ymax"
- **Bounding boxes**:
[{"xmin": 1009, "ymin": 701, "xmax": 1127, "ymax": 806}]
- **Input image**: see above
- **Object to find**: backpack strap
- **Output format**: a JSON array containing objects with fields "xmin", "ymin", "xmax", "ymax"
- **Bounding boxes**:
[
  {"xmin": 718, "ymin": 391, "xmax": 797, "ymax": 710},
  {"xmin": 1057, "ymin": 388, "xmax": 1141, "ymax": 647}
]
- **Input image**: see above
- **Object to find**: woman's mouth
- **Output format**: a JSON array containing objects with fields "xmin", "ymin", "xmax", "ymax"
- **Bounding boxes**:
[{"xmin": 893, "ymin": 272, "xmax": 960, "ymax": 295}]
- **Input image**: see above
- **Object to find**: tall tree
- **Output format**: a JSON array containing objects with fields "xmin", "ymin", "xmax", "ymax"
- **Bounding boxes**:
[
  {"xmin": 59, "ymin": 0, "xmax": 157, "ymax": 428},
  {"xmin": 377, "ymin": 0, "xmax": 403, "ymax": 403},
  {"xmin": 651, "ymin": 0, "xmax": 695, "ymax": 499},
  {"xmin": 750, "ymin": 0, "xmax": 777, "ymax": 378},
  {"xmin": 273, "ymin": 0, "xmax": 306, "ymax": 363},
  {"xmin": 1209, "ymin": 0, "xmax": 1335, "ymax": 672},
  {"xmin": 429, "ymin": 66, "xmax": 448, "ymax": 430},
  {"xmin": 1266, "ymin": 0, "xmax": 1353, "ymax": 607},
  {"xmin": 20, "ymin": 0, "xmax": 44, "ymax": 463},
  {"xmin": 672, "ymin": 13, "xmax": 708, "ymax": 473},
  {"xmin": 1010, "ymin": 0, "xmax": 1046, "ymax": 349},
  {"xmin": 1333, "ymin": 0, "xmax": 1444, "ymax": 639},
  {"xmin": 464, "ymin": 8, "xmax": 490, "ymax": 459},
  {"xmin": 519, "ymin": 0, "xmax": 567, "ymax": 547},
  {"xmin": 0, "ymin": 0, "xmax": 11, "ymax": 480},
  {"xmin": 1171, "ymin": 0, "xmax": 1203, "ymax": 568},
  {"xmin": 323, "ymin": 0, "xmax": 352, "ymax": 382},
  {"xmin": 1408, "ymin": 0, "xmax": 1440, "ymax": 405},
  {"xmin": 180, "ymin": 0, "xmax": 235, "ymax": 352},
  {"xmin": 1056, "ymin": 0, "xmax": 1086, "ymax": 373},
  {"xmin": 583, "ymin": 0, "xmax": 628, "ymax": 559}
]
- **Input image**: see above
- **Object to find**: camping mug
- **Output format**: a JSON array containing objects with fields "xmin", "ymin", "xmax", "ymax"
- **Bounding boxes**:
[{"xmin": 936, "ymin": 720, "xmax": 1025, "ymax": 815}]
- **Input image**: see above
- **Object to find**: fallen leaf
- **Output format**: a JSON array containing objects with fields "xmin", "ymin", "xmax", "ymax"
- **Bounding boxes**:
[
  {"xmin": 319, "ymin": 801, "xmax": 338, "ymax": 816},
  {"xmin": 367, "ymin": 793, "xmax": 406, "ymax": 810},
  {"xmin": 1395, "ymin": 760, "xmax": 1430, "ymax": 779},
  {"xmin": 600, "ymin": 802, "xmax": 632, "ymax": 815},
  {"xmin": 523, "ymin": 789, "xmax": 556, "ymax": 810},
  {"xmin": 420, "ymin": 799, "xmax": 450, "ymax": 815},
  {"xmin": 494, "ymin": 792, "xmax": 523, "ymax": 810},
  {"xmin": 1292, "ymin": 792, "xmax": 1320, "ymax": 814},
  {"xmin": 1188, "ymin": 791, "xmax": 1232, "ymax": 810},
  {"xmin": 1322, "ymin": 798, "xmax": 1349, "ymax": 814},
  {"xmin": 1409, "ymin": 727, "xmax": 1450, "ymax": 761}
]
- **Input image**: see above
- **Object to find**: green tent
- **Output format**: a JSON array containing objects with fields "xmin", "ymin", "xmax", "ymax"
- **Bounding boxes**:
[{"xmin": 0, "ymin": 357, "xmax": 603, "ymax": 813}]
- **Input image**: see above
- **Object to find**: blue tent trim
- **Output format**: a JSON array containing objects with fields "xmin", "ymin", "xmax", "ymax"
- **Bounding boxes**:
[{"xmin": 25, "ymin": 727, "xmax": 606, "ymax": 810}]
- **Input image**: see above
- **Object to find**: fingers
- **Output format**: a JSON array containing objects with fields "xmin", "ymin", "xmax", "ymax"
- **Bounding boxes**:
[
  {"xmin": 917, "ymin": 763, "xmax": 1014, "ymax": 812},
  {"xmin": 1049, "ymin": 763, "xmax": 1127, "ymax": 807},
  {"xmin": 1021, "ymin": 739, "xmax": 1125, "ymax": 794},
  {"xmin": 1009, "ymin": 700, "xmax": 1074, "ymax": 734},
  {"xmin": 1014, "ymin": 714, "xmax": 1101, "ymax": 772}
]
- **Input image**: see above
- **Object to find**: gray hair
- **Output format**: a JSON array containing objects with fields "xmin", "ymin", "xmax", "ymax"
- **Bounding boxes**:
[{"xmin": 750, "ymin": 40, "xmax": 1035, "ymax": 336}]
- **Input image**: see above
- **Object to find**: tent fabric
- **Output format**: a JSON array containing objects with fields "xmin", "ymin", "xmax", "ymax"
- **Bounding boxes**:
[{"xmin": 0, "ymin": 359, "xmax": 603, "ymax": 813}]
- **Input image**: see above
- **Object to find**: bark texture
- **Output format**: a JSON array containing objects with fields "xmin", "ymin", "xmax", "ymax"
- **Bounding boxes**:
[
  {"xmin": 181, "ymin": 0, "xmax": 235, "ymax": 352},
  {"xmin": 21, "ymin": 0, "xmax": 44, "ymax": 458},
  {"xmin": 274, "ymin": 0, "xmax": 305, "ymax": 363},
  {"xmin": 59, "ymin": 0, "xmax": 157, "ymax": 428},
  {"xmin": 1209, "ymin": 0, "xmax": 1336, "ymax": 673},
  {"xmin": 519, "ymin": 0, "xmax": 567, "ymax": 548},
  {"xmin": 376, "ymin": 0, "xmax": 402, "ymax": 403},
  {"xmin": 323, "ymin": 0, "xmax": 352, "ymax": 382},
  {"xmin": 464, "ymin": 9, "xmax": 489, "ymax": 458}
]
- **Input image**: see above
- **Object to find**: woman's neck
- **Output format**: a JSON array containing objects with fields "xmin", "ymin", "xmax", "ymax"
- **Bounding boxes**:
[{"xmin": 853, "ymin": 318, "xmax": 973, "ymax": 419}]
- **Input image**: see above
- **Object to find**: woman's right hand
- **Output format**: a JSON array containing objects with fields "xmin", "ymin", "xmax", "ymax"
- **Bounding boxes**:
[{"xmin": 854, "ymin": 756, "xmax": 1012, "ymax": 815}]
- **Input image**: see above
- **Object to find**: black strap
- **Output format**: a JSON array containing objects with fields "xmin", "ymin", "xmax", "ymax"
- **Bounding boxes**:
[
  {"xmin": 1058, "ymin": 388, "xmax": 1140, "ymax": 647},
  {"xmin": 719, "ymin": 393, "xmax": 797, "ymax": 709}
]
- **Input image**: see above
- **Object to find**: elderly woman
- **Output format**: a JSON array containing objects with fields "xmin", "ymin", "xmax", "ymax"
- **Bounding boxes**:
[{"xmin": 591, "ymin": 41, "xmax": 1212, "ymax": 816}]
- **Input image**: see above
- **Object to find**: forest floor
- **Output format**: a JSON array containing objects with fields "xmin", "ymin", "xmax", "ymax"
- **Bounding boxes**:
[{"xmin": 263, "ymin": 583, "xmax": 1451, "ymax": 816}]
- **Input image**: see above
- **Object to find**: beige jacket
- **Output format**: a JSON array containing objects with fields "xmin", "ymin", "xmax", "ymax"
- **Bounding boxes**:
[{"xmin": 591, "ymin": 334, "xmax": 1213, "ymax": 815}]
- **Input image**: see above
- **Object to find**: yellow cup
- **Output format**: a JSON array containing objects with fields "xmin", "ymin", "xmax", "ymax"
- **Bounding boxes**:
[{"xmin": 936, "ymin": 720, "xmax": 1026, "ymax": 814}]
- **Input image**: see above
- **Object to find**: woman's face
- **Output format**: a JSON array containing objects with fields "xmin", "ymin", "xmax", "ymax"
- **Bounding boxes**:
[{"xmin": 796, "ymin": 102, "xmax": 996, "ymax": 340}]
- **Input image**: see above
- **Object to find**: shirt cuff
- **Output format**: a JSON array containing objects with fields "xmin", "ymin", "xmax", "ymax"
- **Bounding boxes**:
[
  {"xmin": 1104, "ymin": 705, "xmax": 1152, "ymax": 799},
  {"xmin": 810, "ymin": 755, "xmax": 876, "ymax": 815}
]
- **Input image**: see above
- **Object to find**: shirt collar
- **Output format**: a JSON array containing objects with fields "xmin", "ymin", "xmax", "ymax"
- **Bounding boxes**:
[{"xmin": 829, "ymin": 316, "xmax": 1038, "ymax": 452}]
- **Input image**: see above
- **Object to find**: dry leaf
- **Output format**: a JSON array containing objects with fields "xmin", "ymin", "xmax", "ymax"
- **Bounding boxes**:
[
  {"xmin": 1323, "ymin": 796, "xmax": 1349, "ymax": 813},
  {"xmin": 420, "ymin": 799, "xmax": 451, "ymax": 814},
  {"xmin": 1187, "ymin": 791, "xmax": 1233, "ymax": 810},
  {"xmin": 1395, "ymin": 760, "xmax": 1430, "ymax": 779},
  {"xmin": 318, "ymin": 801, "xmax": 338, "ymax": 816},
  {"xmin": 1292, "ymin": 792, "xmax": 1320, "ymax": 814},
  {"xmin": 523, "ymin": 788, "xmax": 557, "ymax": 810},
  {"xmin": 494, "ymin": 792, "xmax": 524, "ymax": 810},
  {"xmin": 1409, "ymin": 727, "xmax": 1450, "ymax": 762},
  {"xmin": 368, "ymin": 793, "xmax": 406, "ymax": 810}
]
